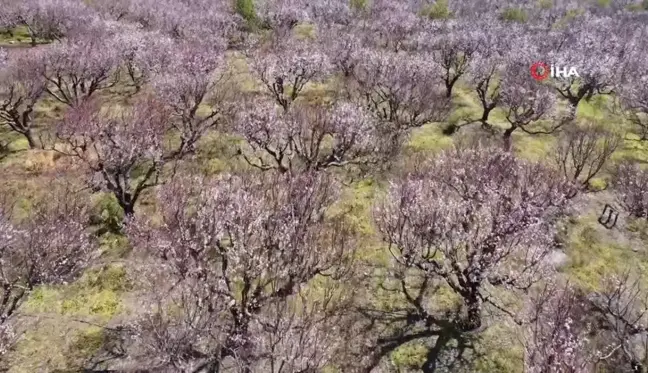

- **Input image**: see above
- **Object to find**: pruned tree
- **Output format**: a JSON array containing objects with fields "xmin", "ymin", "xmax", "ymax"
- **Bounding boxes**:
[
  {"xmin": 91, "ymin": 0, "xmax": 131, "ymax": 21},
  {"xmin": 11, "ymin": 0, "xmax": 94, "ymax": 46},
  {"xmin": 611, "ymin": 161, "xmax": 648, "ymax": 219},
  {"xmin": 423, "ymin": 23, "xmax": 481, "ymax": 98},
  {"xmin": 307, "ymin": 0, "xmax": 354, "ymax": 28},
  {"xmin": 589, "ymin": 271, "xmax": 648, "ymax": 373},
  {"xmin": 234, "ymin": 99, "xmax": 380, "ymax": 173},
  {"xmin": 160, "ymin": 6, "xmax": 235, "ymax": 46},
  {"xmin": 53, "ymin": 98, "xmax": 172, "ymax": 216},
  {"xmin": 41, "ymin": 33, "xmax": 121, "ymax": 107},
  {"xmin": 151, "ymin": 41, "xmax": 229, "ymax": 159},
  {"xmin": 122, "ymin": 171, "xmax": 358, "ymax": 371},
  {"xmin": 523, "ymin": 284, "xmax": 595, "ymax": 373},
  {"xmin": 255, "ymin": 0, "xmax": 310, "ymax": 41},
  {"xmin": 0, "ymin": 5, "xmax": 20, "ymax": 38},
  {"xmin": 0, "ymin": 50, "xmax": 46, "ymax": 149},
  {"xmin": 619, "ymin": 66, "xmax": 648, "ymax": 141},
  {"xmin": 366, "ymin": 0, "xmax": 423, "ymax": 52},
  {"xmin": 366, "ymin": 143, "xmax": 576, "ymax": 371},
  {"xmin": 248, "ymin": 39, "xmax": 333, "ymax": 111},
  {"xmin": 115, "ymin": 28, "xmax": 175, "ymax": 95},
  {"xmin": 546, "ymin": 17, "xmax": 629, "ymax": 117},
  {"xmin": 0, "ymin": 185, "xmax": 95, "ymax": 360},
  {"xmin": 457, "ymin": 22, "xmax": 539, "ymax": 134},
  {"xmin": 553, "ymin": 123, "xmax": 621, "ymax": 192},
  {"xmin": 500, "ymin": 61, "xmax": 560, "ymax": 144},
  {"xmin": 101, "ymin": 0, "xmax": 237, "ymax": 46},
  {"xmin": 352, "ymin": 48, "xmax": 451, "ymax": 131},
  {"xmin": 52, "ymin": 40, "xmax": 228, "ymax": 217},
  {"xmin": 320, "ymin": 23, "xmax": 367, "ymax": 78},
  {"xmin": 461, "ymin": 49, "xmax": 504, "ymax": 131}
]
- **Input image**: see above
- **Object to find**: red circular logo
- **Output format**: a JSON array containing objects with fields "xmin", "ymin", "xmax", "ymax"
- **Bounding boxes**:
[{"xmin": 530, "ymin": 62, "xmax": 550, "ymax": 81}]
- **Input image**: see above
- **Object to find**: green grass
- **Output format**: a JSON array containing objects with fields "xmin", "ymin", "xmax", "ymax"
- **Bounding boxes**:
[
  {"xmin": 8, "ymin": 264, "xmax": 131, "ymax": 371},
  {"xmin": 24, "ymin": 264, "xmax": 130, "ymax": 318},
  {"xmin": 512, "ymin": 131, "xmax": 556, "ymax": 162},
  {"xmin": 9, "ymin": 323, "xmax": 112, "ymax": 372},
  {"xmin": 499, "ymin": 7, "xmax": 529, "ymax": 23},
  {"xmin": 0, "ymin": 26, "xmax": 48, "ymax": 46},
  {"xmin": 0, "ymin": 27, "xmax": 30, "ymax": 45},
  {"xmin": 407, "ymin": 123, "xmax": 455, "ymax": 154},
  {"xmin": 330, "ymin": 178, "xmax": 380, "ymax": 238},
  {"xmin": 576, "ymin": 95, "xmax": 616, "ymax": 123},
  {"xmin": 538, "ymin": 0, "xmax": 553, "ymax": 8},
  {"xmin": 225, "ymin": 51, "xmax": 263, "ymax": 94},
  {"xmin": 3, "ymin": 25, "xmax": 648, "ymax": 373},
  {"xmin": 615, "ymin": 133, "xmax": 648, "ymax": 164},
  {"xmin": 234, "ymin": 0, "xmax": 258, "ymax": 27},
  {"xmin": 391, "ymin": 342, "xmax": 428, "ymax": 370},
  {"xmin": 350, "ymin": 0, "xmax": 369, "ymax": 11},
  {"xmin": 421, "ymin": 0, "xmax": 453, "ymax": 19},
  {"xmin": 473, "ymin": 324, "xmax": 524, "ymax": 373},
  {"xmin": 562, "ymin": 215, "xmax": 648, "ymax": 291},
  {"xmin": 627, "ymin": 0, "xmax": 648, "ymax": 11}
]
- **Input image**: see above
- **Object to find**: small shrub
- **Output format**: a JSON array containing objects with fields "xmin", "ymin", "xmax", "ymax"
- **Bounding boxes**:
[
  {"xmin": 61, "ymin": 290, "xmax": 121, "ymax": 317},
  {"xmin": 627, "ymin": 0, "xmax": 648, "ymax": 11},
  {"xmin": 422, "ymin": 0, "xmax": 452, "ymax": 19},
  {"xmin": 23, "ymin": 151, "xmax": 55, "ymax": 174},
  {"xmin": 83, "ymin": 265, "xmax": 131, "ymax": 292},
  {"xmin": 499, "ymin": 7, "xmax": 528, "ymax": 23},
  {"xmin": 63, "ymin": 327, "xmax": 105, "ymax": 367},
  {"xmin": 442, "ymin": 123, "xmax": 459, "ymax": 136},
  {"xmin": 391, "ymin": 342, "xmax": 427, "ymax": 370},
  {"xmin": 99, "ymin": 232, "xmax": 131, "ymax": 258},
  {"xmin": 350, "ymin": 0, "xmax": 368, "ymax": 11},
  {"xmin": 293, "ymin": 23, "xmax": 316, "ymax": 40},
  {"xmin": 90, "ymin": 193, "xmax": 124, "ymax": 234},
  {"xmin": 558, "ymin": 8, "xmax": 584, "ymax": 25},
  {"xmin": 235, "ymin": 0, "xmax": 257, "ymax": 26},
  {"xmin": 538, "ymin": 0, "xmax": 553, "ymax": 8}
]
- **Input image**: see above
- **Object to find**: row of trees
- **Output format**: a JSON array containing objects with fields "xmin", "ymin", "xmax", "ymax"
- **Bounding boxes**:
[
  {"xmin": 2, "ymin": 143, "xmax": 647, "ymax": 372},
  {"xmin": 2, "ymin": 0, "xmax": 648, "ymax": 145},
  {"xmin": 1, "ymin": 0, "xmax": 648, "ymax": 371},
  {"xmin": 0, "ymin": 16, "xmax": 642, "ymax": 215}
]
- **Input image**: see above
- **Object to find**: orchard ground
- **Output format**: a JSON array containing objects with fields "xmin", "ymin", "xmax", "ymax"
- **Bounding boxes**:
[
  {"xmin": 1, "ymin": 27, "xmax": 647, "ymax": 371},
  {"xmin": 1, "ymin": 0, "xmax": 648, "ymax": 370}
]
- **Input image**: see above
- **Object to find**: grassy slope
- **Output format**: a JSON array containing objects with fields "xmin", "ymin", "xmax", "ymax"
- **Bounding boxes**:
[
  {"xmin": 370, "ymin": 87, "xmax": 648, "ymax": 371},
  {"xmin": 2, "ymin": 29, "xmax": 648, "ymax": 373}
]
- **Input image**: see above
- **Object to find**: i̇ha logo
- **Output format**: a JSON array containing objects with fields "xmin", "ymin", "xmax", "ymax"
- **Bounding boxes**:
[{"xmin": 530, "ymin": 62, "xmax": 579, "ymax": 81}]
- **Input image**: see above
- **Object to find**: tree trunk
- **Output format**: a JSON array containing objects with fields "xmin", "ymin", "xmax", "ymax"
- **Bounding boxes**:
[
  {"xmin": 503, "ymin": 126, "xmax": 515, "ymax": 151},
  {"xmin": 567, "ymin": 99, "xmax": 579, "ymax": 120},
  {"xmin": 24, "ymin": 130, "xmax": 38, "ymax": 149},
  {"xmin": 445, "ymin": 81, "xmax": 453, "ymax": 98},
  {"xmin": 480, "ymin": 106, "xmax": 494, "ymax": 129},
  {"xmin": 118, "ymin": 198, "xmax": 135, "ymax": 217},
  {"xmin": 461, "ymin": 292, "xmax": 482, "ymax": 332}
]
